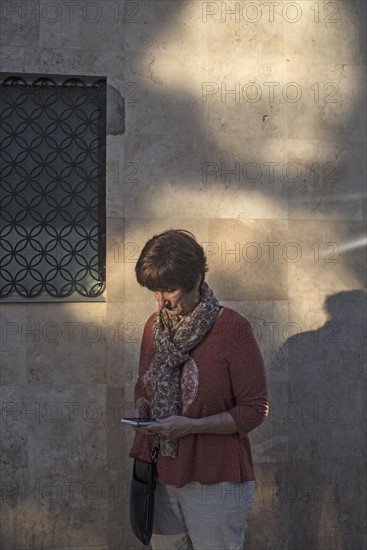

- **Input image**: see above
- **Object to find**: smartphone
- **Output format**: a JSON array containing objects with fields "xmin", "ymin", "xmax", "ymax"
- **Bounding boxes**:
[{"xmin": 121, "ymin": 417, "xmax": 158, "ymax": 427}]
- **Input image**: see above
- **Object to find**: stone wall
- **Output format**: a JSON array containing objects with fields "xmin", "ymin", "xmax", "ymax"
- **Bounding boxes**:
[{"xmin": 0, "ymin": 1, "xmax": 366, "ymax": 549}]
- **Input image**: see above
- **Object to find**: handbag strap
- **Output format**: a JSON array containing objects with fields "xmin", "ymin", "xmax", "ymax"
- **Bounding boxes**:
[{"xmin": 150, "ymin": 442, "xmax": 160, "ymax": 464}]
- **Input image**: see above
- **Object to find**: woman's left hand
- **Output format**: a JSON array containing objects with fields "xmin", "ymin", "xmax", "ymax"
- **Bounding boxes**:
[{"xmin": 135, "ymin": 415, "xmax": 195, "ymax": 439}]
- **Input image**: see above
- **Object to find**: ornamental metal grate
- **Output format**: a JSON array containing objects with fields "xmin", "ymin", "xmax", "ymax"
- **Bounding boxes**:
[{"xmin": 0, "ymin": 75, "xmax": 106, "ymax": 300}]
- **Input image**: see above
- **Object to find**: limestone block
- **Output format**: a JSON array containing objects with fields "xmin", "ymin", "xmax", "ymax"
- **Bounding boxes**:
[
  {"xmin": 0, "ymin": 304, "xmax": 27, "ymax": 385},
  {"xmin": 0, "ymin": 465, "xmax": 109, "ymax": 548},
  {"xmin": 124, "ymin": 51, "xmax": 206, "ymax": 136},
  {"xmin": 0, "ymin": 386, "xmax": 28, "ymax": 469},
  {"xmin": 0, "ymin": 46, "xmax": 40, "ymax": 72},
  {"xmin": 106, "ymin": 387, "xmax": 125, "ymax": 470},
  {"xmin": 39, "ymin": 1, "xmax": 124, "ymax": 52},
  {"xmin": 283, "ymin": 457, "xmax": 366, "ymax": 550},
  {"xmin": 105, "ymin": 302, "xmax": 125, "ymax": 388},
  {"xmin": 39, "ymin": 8, "xmax": 79, "ymax": 50},
  {"xmin": 287, "ymin": 220, "xmax": 366, "ymax": 297},
  {"xmin": 206, "ymin": 1, "xmax": 285, "ymax": 59},
  {"xmin": 286, "ymin": 291, "xmax": 366, "ymax": 382},
  {"xmin": 123, "ymin": 133, "xmax": 208, "ymax": 218},
  {"xmin": 125, "ymin": 0, "xmax": 206, "ymax": 56},
  {"xmin": 280, "ymin": 294, "xmax": 330, "ymax": 382},
  {"xmin": 26, "ymin": 383, "xmax": 107, "ymax": 469},
  {"xmin": 207, "ymin": 218, "xmax": 289, "ymax": 301},
  {"xmin": 106, "ymin": 136, "xmax": 125, "ymax": 217},
  {"xmin": 39, "ymin": 48, "xmax": 125, "ymax": 81},
  {"xmin": 0, "ymin": 18, "xmax": 39, "ymax": 47},
  {"xmin": 107, "ymin": 84, "xmax": 125, "ymax": 137},
  {"xmin": 106, "ymin": 216, "xmax": 125, "ymax": 303},
  {"xmin": 287, "ymin": 139, "xmax": 365, "ymax": 221},
  {"xmin": 205, "ymin": 58, "xmax": 286, "ymax": 139},
  {"xmin": 246, "ymin": 461, "xmax": 289, "ymax": 550},
  {"xmin": 26, "ymin": 303, "xmax": 107, "ymax": 385},
  {"xmin": 287, "ymin": 375, "xmax": 364, "ymax": 460},
  {"xmin": 249, "ymin": 380, "xmax": 288, "ymax": 464},
  {"xmin": 220, "ymin": 299, "xmax": 288, "ymax": 381},
  {"xmin": 285, "ymin": 62, "xmax": 366, "ymax": 142},
  {"xmin": 203, "ymin": 136, "xmax": 287, "ymax": 219},
  {"xmin": 107, "ymin": 470, "xmax": 138, "ymax": 550},
  {"xmin": 284, "ymin": 0, "xmax": 366, "ymax": 65}
]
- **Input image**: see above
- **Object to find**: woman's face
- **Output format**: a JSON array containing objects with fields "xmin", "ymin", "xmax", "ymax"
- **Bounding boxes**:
[{"xmin": 153, "ymin": 277, "xmax": 201, "ymax": 317}]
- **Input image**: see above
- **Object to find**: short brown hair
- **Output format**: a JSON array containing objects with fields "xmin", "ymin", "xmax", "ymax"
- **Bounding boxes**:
[{"xmin": 135, "ymin": 229, "xmax": 208, "ymax": 292}]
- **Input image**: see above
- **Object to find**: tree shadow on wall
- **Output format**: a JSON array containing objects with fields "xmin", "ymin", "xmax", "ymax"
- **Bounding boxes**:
[
  {"xmin": 121, "ymin": 0, "xmax": 367, "ymax": 305},
  {"xmin": 270, "ymin": 290, "xmax": 366, "ymax": 550}
]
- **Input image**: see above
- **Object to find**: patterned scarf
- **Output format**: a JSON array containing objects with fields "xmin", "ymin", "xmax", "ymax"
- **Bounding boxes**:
[{"xmin": 150, "ymin": 281, "xmax": 221, "ymax": 457}]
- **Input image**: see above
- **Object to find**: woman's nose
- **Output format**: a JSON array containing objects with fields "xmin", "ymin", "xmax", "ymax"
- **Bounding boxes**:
[{"xmin": 154, "ymin": 291, "xmax": 166, "ymax": 309}]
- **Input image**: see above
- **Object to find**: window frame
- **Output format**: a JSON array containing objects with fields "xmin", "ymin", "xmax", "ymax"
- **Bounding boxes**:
[{"xmin": 0, "ymin": 73, "xmax": 107, "ymax": 302}]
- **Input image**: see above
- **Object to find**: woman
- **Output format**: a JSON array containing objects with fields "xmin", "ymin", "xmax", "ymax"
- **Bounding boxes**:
[{"xmin": 129, "ymin": 229, "xmax": 269, "ymax": 550}]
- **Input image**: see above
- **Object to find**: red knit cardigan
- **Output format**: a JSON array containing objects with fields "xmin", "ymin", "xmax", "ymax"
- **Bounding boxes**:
[{"xmin": 129, "ymin": 307, "xmax": 269, "ymax": 488}]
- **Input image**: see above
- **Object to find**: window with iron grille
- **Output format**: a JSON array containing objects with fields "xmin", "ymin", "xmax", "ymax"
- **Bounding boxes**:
[{"xmin": 0, "ymin": 74, "xmax": 106, "ymax": 301}]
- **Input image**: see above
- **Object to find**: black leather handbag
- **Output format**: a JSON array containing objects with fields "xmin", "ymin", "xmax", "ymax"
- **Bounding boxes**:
[{"xmin": 130, "ymin": 444, "xmax": 159, "ymax": 546}]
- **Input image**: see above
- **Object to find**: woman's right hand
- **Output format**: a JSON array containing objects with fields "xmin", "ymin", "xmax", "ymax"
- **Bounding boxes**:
[
  {"xmin": 132, "ymin": 398, "xmax": 154, "ymax": 434},
  {"xmin": 133, "ymin": 398, "xmax": 150, "ymax": 419}
]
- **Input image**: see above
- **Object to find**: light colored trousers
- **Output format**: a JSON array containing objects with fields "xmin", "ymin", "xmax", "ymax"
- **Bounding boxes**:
[{"xmin": 151, "ymin": 479, "xmax": 256, "ymax": 550}]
